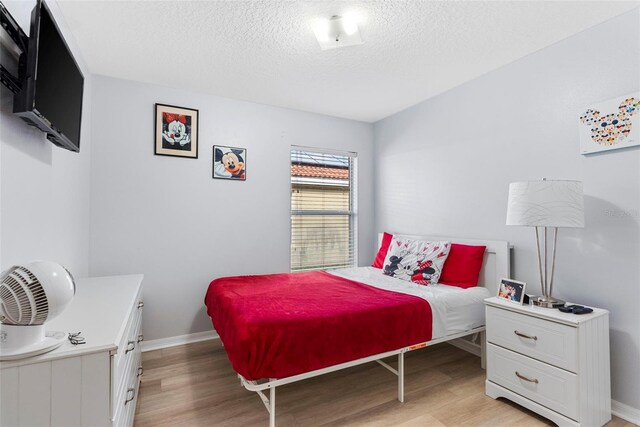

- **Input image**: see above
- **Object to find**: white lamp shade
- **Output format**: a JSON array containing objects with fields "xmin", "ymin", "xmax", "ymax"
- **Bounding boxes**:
[{"xmin": 506, "ymin": 180, "xmax": 585, "ymax": 228}]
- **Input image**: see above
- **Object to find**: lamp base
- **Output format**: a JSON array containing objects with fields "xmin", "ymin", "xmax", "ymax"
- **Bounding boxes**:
[{"xmin": 530, "ymin": 295, "xmax": 565, "ymax": 308}]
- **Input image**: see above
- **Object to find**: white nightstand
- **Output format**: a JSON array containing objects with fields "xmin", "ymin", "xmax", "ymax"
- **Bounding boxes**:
[{"xmin": 484, "ymin": 297, "xmax": 611, "ymax": 427}]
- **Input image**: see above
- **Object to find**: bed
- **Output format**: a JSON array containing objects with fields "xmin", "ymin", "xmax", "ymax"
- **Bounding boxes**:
[{"xmin": 205, "ymin": 234, "xmax": 510, "ymax": 426}]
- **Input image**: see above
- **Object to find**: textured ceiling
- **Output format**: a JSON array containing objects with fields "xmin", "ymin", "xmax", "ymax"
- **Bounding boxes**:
[{"xmin": 54, "ymin": 1, "xmax": 639, "ymax": 122}]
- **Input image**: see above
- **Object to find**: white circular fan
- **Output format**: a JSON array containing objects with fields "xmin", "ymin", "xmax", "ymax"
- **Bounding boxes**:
[{"xmin": 0, "ymin": 261, "xmax": 75, "ymax": 360}]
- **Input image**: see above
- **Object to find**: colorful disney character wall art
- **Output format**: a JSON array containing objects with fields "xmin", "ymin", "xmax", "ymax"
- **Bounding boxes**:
[
  {"xmin": 578, "ymin": 93, "xmax": 639, "ymax": 154},
  {"xmin": 154, "ymin": 103, "xmax": 199, "ymax": 158},
  {"xmin": 213, "ymin": 145, "xmax": 246, "ymax": 180}
]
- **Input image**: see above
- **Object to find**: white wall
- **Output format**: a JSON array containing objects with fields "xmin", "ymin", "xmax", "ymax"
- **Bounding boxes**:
[
  {"xmin": 89, "ymin": 75, "xmax": 374, "ymax": 341},
  {"xmin": 0, "ymin": 1, "xmax": 92, "ymax": 276},
  {"xmin": 374, "ymin": 9, "xmax": 640, "ymax": 410}
]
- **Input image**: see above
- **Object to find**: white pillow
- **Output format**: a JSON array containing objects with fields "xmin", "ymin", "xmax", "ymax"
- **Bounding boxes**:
[{"xmin": 382, "ymin": 237, "xmax": 451, "ymax": 285}]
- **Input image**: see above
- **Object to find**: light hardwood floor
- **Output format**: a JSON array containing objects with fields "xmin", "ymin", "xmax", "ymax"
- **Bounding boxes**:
[{"xmin": 135, "ymin": 340, "xmax": 634, "ymax": 427}]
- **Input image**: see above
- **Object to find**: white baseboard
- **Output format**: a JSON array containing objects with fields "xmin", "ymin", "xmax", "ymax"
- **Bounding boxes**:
[
  {"xmin": 141, "ymin": 330, "xmax": 218, "ymax": 352},
  {"xmin": 447, "ymin": 337, "xmax": 481, "ymax": 357},
  {"xmin": 612, "ymin": 399, "xmax": 640, "ymax": 425}
]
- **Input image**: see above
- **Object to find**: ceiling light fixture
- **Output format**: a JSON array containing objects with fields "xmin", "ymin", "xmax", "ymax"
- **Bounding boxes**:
[{"xmin": 314, "ymin": 15, "xmax": 363, "ymax": 51}]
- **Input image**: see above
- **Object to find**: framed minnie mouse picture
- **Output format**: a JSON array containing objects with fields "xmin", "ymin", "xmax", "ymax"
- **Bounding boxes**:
[{"xmin": 154, "ymin": 103, "xmax": 199, "ymax": 158}]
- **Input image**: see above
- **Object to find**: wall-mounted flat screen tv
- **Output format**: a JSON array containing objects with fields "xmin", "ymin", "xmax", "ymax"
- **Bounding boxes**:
[{"xmin": 13, "ymin": 0, "xmax": 84, "ymax": 152}]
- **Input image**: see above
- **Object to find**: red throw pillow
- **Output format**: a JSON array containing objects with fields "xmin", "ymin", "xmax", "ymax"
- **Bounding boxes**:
[
  {"xmin": 439, "ymin": 243, "xmax": 486, "ymax": 288},
  {"xmin": 372, "ymin": 232, "xmax": 394, "ymax": 268}
]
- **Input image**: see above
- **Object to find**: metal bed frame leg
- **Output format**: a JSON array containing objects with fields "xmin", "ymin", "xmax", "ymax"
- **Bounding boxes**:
[
  {"xmin": 240, "ymin": 327, "xmax": 488, "ymax": 425},
  {"xmin": 398, "ymin": 352, "xmax": 405, "ymax": 403},
  {"xmin": 269, "ymin": 386, "xmax": 276, "ymax": 427}
]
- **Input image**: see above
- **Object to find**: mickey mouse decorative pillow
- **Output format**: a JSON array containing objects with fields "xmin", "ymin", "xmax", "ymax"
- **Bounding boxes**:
[{"xmin": 382, "ymin": 237, "xmax": 451, "ymax": 285}]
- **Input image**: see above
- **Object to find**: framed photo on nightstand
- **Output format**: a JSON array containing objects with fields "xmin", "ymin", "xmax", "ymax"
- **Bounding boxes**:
[{"xmin": 497, "ymin": 278, "xmax": 526, "ymax": 305}]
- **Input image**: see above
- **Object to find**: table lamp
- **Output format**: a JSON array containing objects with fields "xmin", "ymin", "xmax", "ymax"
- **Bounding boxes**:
[{"xmin": 506, "ymin": 180, "xmax": 585, "ymax": 308}]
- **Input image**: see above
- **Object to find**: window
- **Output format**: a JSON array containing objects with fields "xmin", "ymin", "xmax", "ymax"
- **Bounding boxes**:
[{"xmin": 290, "ymin": 147, "xmax": 357, "ymax": 271}]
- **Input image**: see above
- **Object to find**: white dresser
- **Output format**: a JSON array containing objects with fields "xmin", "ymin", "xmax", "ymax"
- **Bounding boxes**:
[
  {"xmin": 484, "ymin": 297, "xmax": 611, "ymax": 427},
  {"xmin": 0, "ymin": 274, "xmax": 144, "ymax": 427}
]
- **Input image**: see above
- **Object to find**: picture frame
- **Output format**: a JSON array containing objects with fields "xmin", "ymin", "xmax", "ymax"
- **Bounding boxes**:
[
  {"xmin": 154, "ymin": 103, "xmax": 199, "ymax": 158},
  {"xmin": 497, "ymin": 278, "xmax": 526, "ymax": 305},
  {"xmin": 578, "ymin": 92, "xmax": 639, "ymax": 155},
  {"xmin": 213, "ymin": 145, "xmax": 246, "ymax": 181}
]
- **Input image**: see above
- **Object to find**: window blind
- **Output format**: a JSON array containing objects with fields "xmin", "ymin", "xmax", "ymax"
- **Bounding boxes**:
[{"xmin": 290, "ymin": 148, "xmax": 357, "ymax": 272}]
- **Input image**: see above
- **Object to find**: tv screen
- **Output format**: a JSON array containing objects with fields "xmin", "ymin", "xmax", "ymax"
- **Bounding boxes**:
[{"xmin": 13, "ymin": 0, "xmax": 84, "ymax": 152}]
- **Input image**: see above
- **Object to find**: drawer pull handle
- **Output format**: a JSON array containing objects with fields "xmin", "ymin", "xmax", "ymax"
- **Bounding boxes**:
[
  {"xmin": 137, "ymin": 301, "xmax": 144, "ymax": 309},
  {"xmin": 515, "ymin": 371, "xmax": 539, "ymax": 384},
  {"xmin": 514, "ymin": 330, "xmax": 537, "ymax": 341},
  {"xmin": 137, "ymin": 366, "xmax": 144, "ymax": 377},
  {"xmin": 137, "ymin": 334, "xmax": 144, "ymax": 343},
  {"xmin": 125, "ymin": 387, "xmax": 135, "ymax": 405},
  {"xmin": 125, "ymin": 340, "xmax": 136, "ymax": 354}
]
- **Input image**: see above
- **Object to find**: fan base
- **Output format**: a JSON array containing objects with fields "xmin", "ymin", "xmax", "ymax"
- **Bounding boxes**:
[{"xmin": 0, "ymin": 325, "xmax": 67, "ymax": 361}]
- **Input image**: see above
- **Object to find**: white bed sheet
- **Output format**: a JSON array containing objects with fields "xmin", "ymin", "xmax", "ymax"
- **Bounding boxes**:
[{"xmin": 329, "ymin": 266, "xmax": 490, "ymax": 339}]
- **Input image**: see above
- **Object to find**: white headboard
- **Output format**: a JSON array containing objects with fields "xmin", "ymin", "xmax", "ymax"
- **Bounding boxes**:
[{"xmin": 378, "ymin": 233, "xmax": 511, "ymax": 296}]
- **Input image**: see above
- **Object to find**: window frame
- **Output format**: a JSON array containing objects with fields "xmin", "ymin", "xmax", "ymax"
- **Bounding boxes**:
[{"xmin": 290, "ymin": 146, "xmax": 358, "ymax": 272}]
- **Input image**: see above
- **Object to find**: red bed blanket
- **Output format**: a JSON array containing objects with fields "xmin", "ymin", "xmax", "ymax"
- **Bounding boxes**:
[{"xmin": 204, "ymin": 270, "xmax": 433, "ymax": 380}]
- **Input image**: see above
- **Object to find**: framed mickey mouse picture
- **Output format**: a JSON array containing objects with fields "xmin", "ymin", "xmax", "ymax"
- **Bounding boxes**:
[
  {"xmin": 578, "ymin": 92, "xmax": 639, "ymax": 155},
  {"xmin": 154, "ymin": 103, "xmax": 199, "ymax": 158},
  {"xmin": 213, "ymin": 145, "xmax": 246, "ymax": 181}
]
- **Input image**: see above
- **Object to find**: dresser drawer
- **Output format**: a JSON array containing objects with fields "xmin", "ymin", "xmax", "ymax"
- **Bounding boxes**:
[
  {"xmin": 113, "ymin": 314, "xmax": 142, "ymax": 415},
  {"xmin": 114, "ymin": 348, "xmax": 142, "ymax": 427},
  {"xmin": 486, "ymin": 305, "xmax": 578, "ymax": 372},
  {"xmin": 113, "ymin": 325, "xmax": 141, "ymax": 415},
  {"xmin": 114, "ymin": 293, "xmax": 143, "ymax": 369},
  {"xmin": 112, "ymin": 291, "xmax": 143, "ymax": 418},
  {"xmin": 487, "ymin": 343, "xmax": 579, "ymax": 421},
  {"xmin": 115, "ymin": 289, "xmax": 143, "ymax": 365}
]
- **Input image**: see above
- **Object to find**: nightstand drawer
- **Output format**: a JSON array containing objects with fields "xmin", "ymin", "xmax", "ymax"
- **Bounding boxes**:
[
  {"xmin": 486, "ymin": 305, "xmax": 578, "ymax": 372},
  {"xmin": 487, "ymin": 343, "xmax": 578, "ymax": 421}
]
